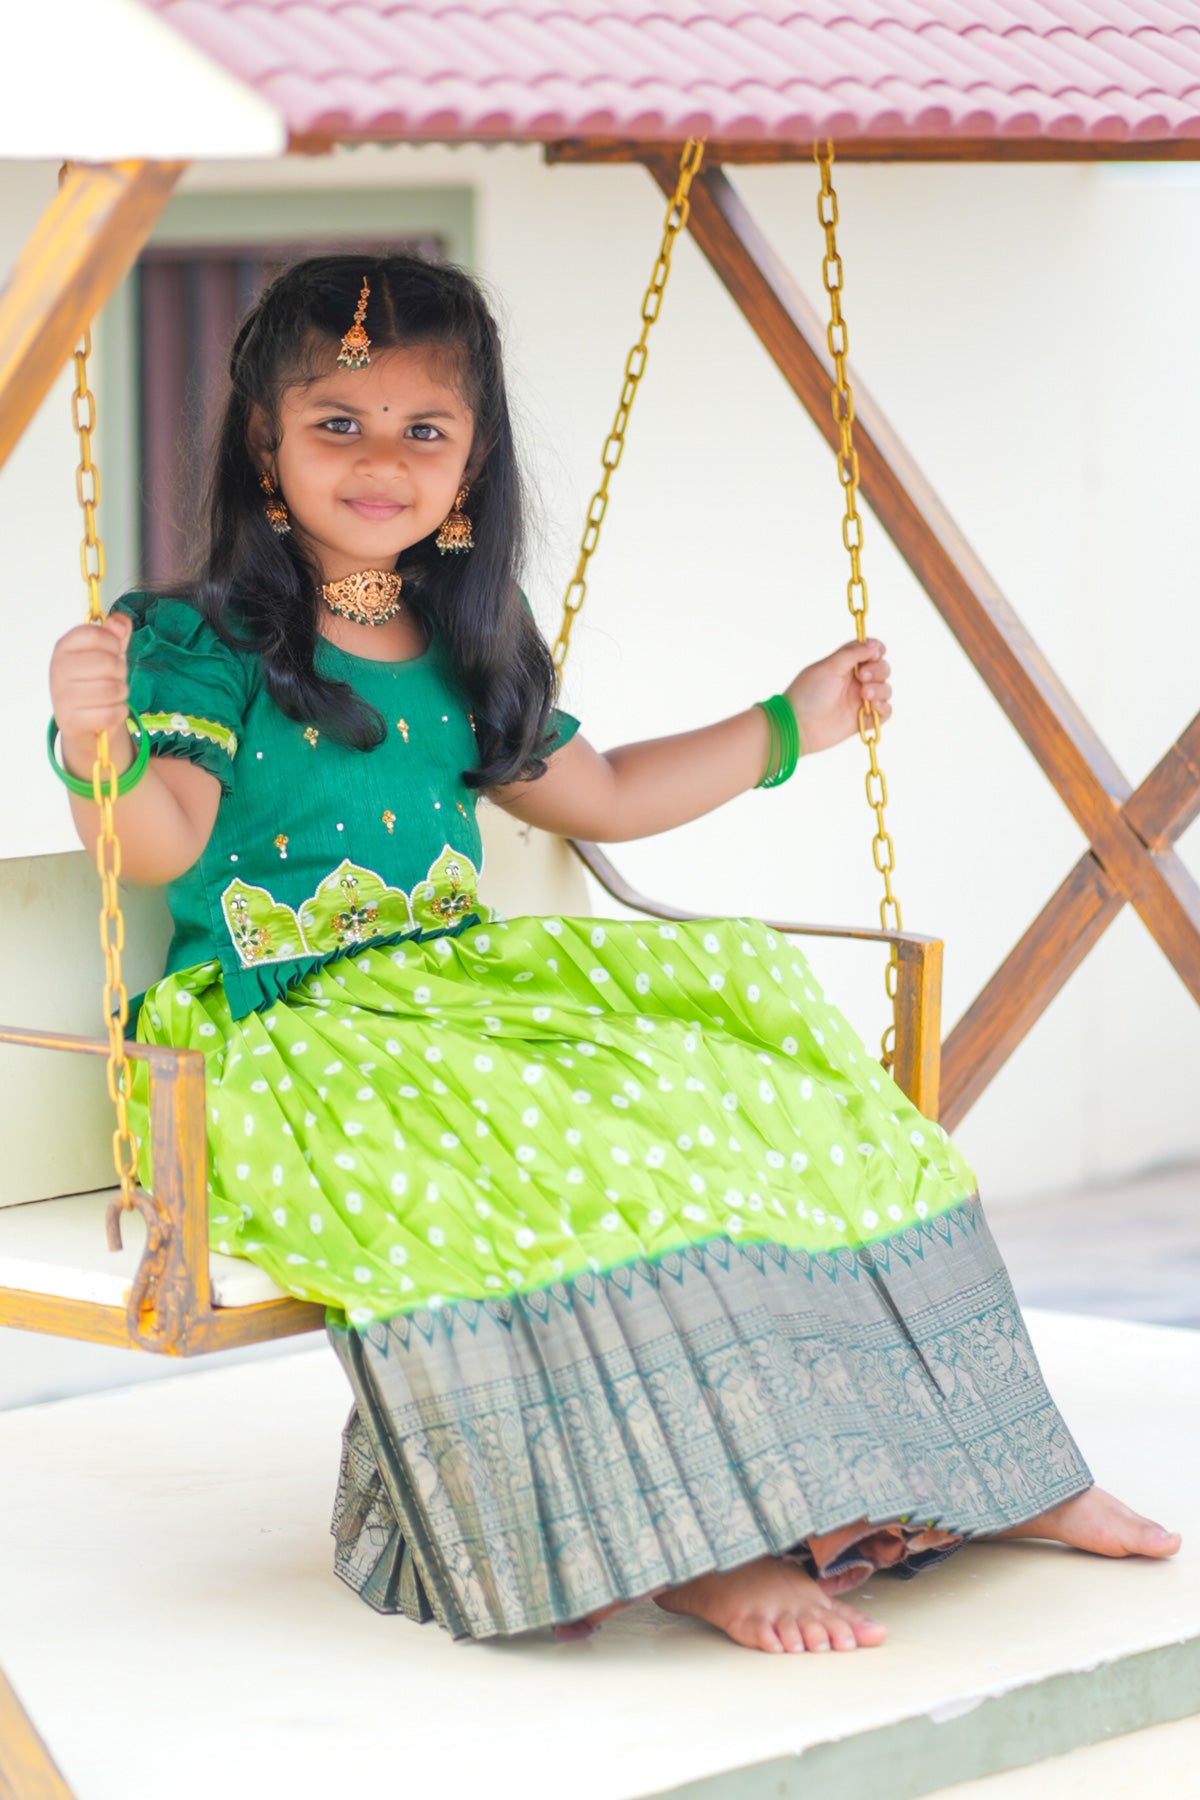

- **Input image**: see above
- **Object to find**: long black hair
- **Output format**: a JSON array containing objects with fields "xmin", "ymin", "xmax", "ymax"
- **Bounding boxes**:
[{"xmin": 174, "ymin": 253, "xmax": 560, "ymax": 789}]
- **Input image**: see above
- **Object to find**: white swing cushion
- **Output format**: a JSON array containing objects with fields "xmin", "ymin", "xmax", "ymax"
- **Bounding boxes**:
[{"xmin": 0, "ymin": 806, "xmax": 590, "ymax": 1310}]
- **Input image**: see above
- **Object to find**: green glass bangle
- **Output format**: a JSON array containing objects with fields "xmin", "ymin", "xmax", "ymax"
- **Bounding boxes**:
[
  {"xmin": 755, "ymin": 693, "xmax": 801, "ymax": 788},
  {"xmin": 46, "ymin": 709, "xmax": 151, "ymax": 800}
]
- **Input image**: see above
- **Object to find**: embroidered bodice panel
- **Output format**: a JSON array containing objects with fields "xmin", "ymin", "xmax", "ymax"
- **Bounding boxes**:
[{"xmin": 113, "ymin": 593, "xmax": 578, "ymax": 1019}]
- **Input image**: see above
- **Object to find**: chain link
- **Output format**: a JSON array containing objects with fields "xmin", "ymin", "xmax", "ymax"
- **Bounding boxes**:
[
  {"xmin": 814, "ymin": 142, "xmax": 903, "ymax": 1070},
  {"xmin": 62, "ymin": 163, "xmax": 141, "ymax": 1225},
  {"xmin": 552, "ymin": 140, "xmax": 705, "ymax": 675}
]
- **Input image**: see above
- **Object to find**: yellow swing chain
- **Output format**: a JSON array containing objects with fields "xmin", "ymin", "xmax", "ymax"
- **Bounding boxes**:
[
  {"xmin": 552, "ymin": 139, "xmax": 705, "ymax": 675},
  {"xmin": 814, "ymin": 142, "xmax": 903, "ymax": 1072},
  {"xmin": 63, "ymin": 167, "xmax": 141, "ymax": 1233}
]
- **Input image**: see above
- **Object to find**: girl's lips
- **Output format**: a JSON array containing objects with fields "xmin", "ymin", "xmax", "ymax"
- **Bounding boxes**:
[{"xmin": 344, "ymin": 498, "xmax": 407, "ymax": 520}]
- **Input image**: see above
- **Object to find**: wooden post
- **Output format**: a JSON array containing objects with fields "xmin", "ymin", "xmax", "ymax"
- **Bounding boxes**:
[
  {"xmin": 0, "ymin": 160, "xmax": 183, "ymax": 474},
  {"xmin": 0, "ymin": 1665, "xmax": 75, "ymax": 1800}
]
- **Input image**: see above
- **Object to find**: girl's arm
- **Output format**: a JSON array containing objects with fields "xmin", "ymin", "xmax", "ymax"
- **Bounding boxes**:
[
  {"xmin": 51, "ymin": 613, "xmax": 221, "ymax": 884},
  {"xmin": 487, "ymin": 637, "xmax": 892, "ymax": 843}
]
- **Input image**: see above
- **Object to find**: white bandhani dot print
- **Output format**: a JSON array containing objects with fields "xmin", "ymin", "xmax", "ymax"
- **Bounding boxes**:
[
  {"xmin": 589, "ymin": 968, "xmax": 609, "ymax": 985},
  {"xmin": 572, "ymin": 1090, "xmax": 592, "ymax": 1105},
  {"xmin": 590, "ymin": 924, "xmax": 607, "ymax": 947},
  {"xmin": 566, "ymin": 1166, "xmax": 584, "ymax": 1184},
  {"xmin": 703, "ymin": 932, "xmax": 720, "ymax": 954},
  {"xmin": 542, "ymin": 919, "xmax": 563, "ymax": 936},
  {"xmin": 791, "ymin": 1152, "xmax": 808, "ymax": 1173},
  {"xmin": 915, "ymin": 1200, "xmax": 929, "ymax": 1219},
  {"xmin": 682, "ymin": 1203, "xmax": 707, "ymax": 1222},
  {"xmin": 830, "ymin": 1145, "xmax": 845, "ymax": 1165},
  {"xmin": 722, "ymin": 1093, "xmax": 738, "ymax": 1112},
  {"xmin": 474, "ymin": 1054, "xmax": 493, "ymax": 1073},
  {"xmin": 309, "ymin": 1213, "xmax": 324, "ymax": 1233},
  {"xmin": 857, "ymin": 1143, "xmax": 876, "ymax": 1158},
  {"xmin": 781, "ymin": 1037, "xmax": 798, "ymax": 1056},
  {"xmin": 647, "ymin": 1207, "xmax": 665, "ymax": 1227},
  {"xmin": 888, "ymin": 1204, "xmax": 903, "ymax": 1222},
  {"xmin": 687, "ymin": 1174, "xmax": 706, "ymax": 1194},
  {"xmin": 708, "ymin": 972, "xmax": 725, "ymax": 990},
  {"xmin": 658, "ymin": 925, "xmax": 677, "ymax": 940},
  {"xmin": 862, "ymin": 1209, "xmax": 879, "ymax": 1229},
  {"xmin": 440, "ymin": 1132, "xmax": 460, "ymax": 1150},
  {"xmin": 800, "ymin": 1079, "xmax": 814, "ymax": 1101},
  {"xmin": 175, "ymin": 991, "xmax": 193, "ymax": 1007},
  {"xmin": 390, "ymin": 1172, "xmax": 407, "ymax": 1196},
  {"xmin": 515, "ymin": 1146, "xmax": 536, "ymax": 1164},
  {"xmin": 747, "ymin": 984, "xmax": 761, "ymax": 1004},
  {"xmin": 698, "ymin": 1124, "xmax": 715, "ymax": 1146},
  {"xmin": 611, "ymin": 1095, "xmax": 629, "ymax": 1109},
  {"xmin": 425, "ymin": 1181, "xmax": 440, "ymax": 1203},
  {"xmin": 324, "ymin": 1061, "xmax": 343, "ymax": 1076},
  {"xmin": 243, "ymin": 1116, "xmax": 255, "ymax": 1136},
  {"xmin": 677, "ymin": 1133, "xmax": 693, "ymax": 1151},
  {"xmin": 758, "ymin": 1080, "xmax": 776, "ymax": 1104},
  {"xmin": 428, "ymin": 1226, "xmax": 445, "ymax": 1247},
  {"xmin": 198, "ymin": 1022, "xmax": 217, "ymax": 1038},
  {"xmin": 272, "ymin": 1207, "xmax": 287, "ymax": 1226},
  {"xmin": 765, "ymin": 1149, "xmax": 785, "ymax": 1168},
  {"xmin": 600, "ymin": 1212, "xmax": 621, "ymax": 1231},
  {"xmin": 685, "ymin": 1076, "xmax": 705, "ymax": 1093},
  {"xmin": 635, "ymin": 973, "xmax": 651, "ymax": 994},
  {"xmin": 425, "ymin": 1046, "xmax": 443, "ymax": 1063},
  {"xmin": 645, "ymin": 1146, "xmax": 666, "ymax": 1168},
  {"xmin": 389, "ymin": 1244, "xmax": 408, "ymax": 1265},
  {"xmin": 271, "ymin": 1164, "xmax": 284, "ymax": 1186},
  {"xmin": 521, "ymin": 1106, "xmax": 539, "ymax": 1128},
  {"xmin": 474, "ymin": 935, "xmax": 490, "ymax": 953},
  {"xmin": 334, "ymin": 1153, "xmax": 356, "ymax": 1170},
  {"xmin": 346, "ymin": 1193, "xmax": 363, "ymax": 1213},
  {"xmin": 292, "ymin": 1041, "xmax": 308, "ymax": 1055},
  {"xmin": 566, "ymin": 1127, "xmax": 582, "ymax": 1146},
  {"xmin": 532, "ymin": 1006, "xmax": 552, "ymax": 1023},
  {"xmin": 910, "ymin": 1130, "xmax": 926, "ymax": 1146},
  {"xmin": 355, "ymin": 1087, "xmax": 375, "ymax": 1103},
  {"xmin": 344, "ymin": 1121, "xmax": 364, "ymax": 1137},
  {"xmin": 251, "ymin": 1079, "xmax": 268, "ymax": 1094},
  {"xmin": 236, "ymin": 1163, "xmax": 250, "ymax": 1181},
  {"xmin": 611, "ymin": 1146, "xmax": 631, "ymax": 1166},
  {"xmin": 522, "ymin": 1065, "xmax": 544, "ymax": 1085},
  {"xmin": 515, "ymin": 1227, "xmax": 536, "ymax": 1249},
  {"xmin": 353, "ymin": 1267, "xmax": 372, "ymax": 1285}
]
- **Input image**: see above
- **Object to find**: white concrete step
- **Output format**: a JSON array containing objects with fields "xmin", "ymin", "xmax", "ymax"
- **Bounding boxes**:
[{"xmin": 0, "ymin": 1310, "xmax": 1195, "ymax": 1800}]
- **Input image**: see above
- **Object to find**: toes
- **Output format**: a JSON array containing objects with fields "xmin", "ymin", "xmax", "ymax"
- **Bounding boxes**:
[
  {"xmin": 826, "ymin": 1614, "xmax": 860, "ymax": 1652},
  {"xmin": 753, "ymin": 1616, "xmax": 786, "ymax": 1654},
  {"xmin": 776, "ymin": 1611, "xmax": 805, "ymax": 1654},
  {"xmin": 801, "ymin": 1619, "xmax": 832, "ymax": 1653}
]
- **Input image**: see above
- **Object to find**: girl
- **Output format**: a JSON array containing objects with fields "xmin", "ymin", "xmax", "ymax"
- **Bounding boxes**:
[{"xmin": 49, "ymin": 255, "xmax": 1178, "ymax": 1653}]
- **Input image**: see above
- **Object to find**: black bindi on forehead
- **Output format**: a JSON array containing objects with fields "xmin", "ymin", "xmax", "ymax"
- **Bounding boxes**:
[{"xmin": 382, "ymin": 406, "xmax": 389, "ymax": 412}]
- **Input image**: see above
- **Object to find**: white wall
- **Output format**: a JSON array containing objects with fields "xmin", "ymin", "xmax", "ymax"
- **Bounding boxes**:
[{"xmin": 3, "ymin": 147, "xmax": 1198, "ymax": 1219}]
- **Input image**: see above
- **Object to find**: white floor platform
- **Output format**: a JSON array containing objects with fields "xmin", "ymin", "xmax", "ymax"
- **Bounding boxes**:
[{"xmin": 0, "ymin": 1311, "xmax": 1196, "ymax": 1800}]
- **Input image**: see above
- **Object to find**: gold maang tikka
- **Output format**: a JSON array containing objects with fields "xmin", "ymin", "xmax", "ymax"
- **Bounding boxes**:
[
  {"xmin": 436, "ymin": 484, "xmax": 474, "ymax": 554},
  {"xmin": 322, "ymin": 570, "xmax": 405, "ymax": 627},
  {"xmin": 338, "ymin": 276, "xmax": 372, "ymax": 369}
]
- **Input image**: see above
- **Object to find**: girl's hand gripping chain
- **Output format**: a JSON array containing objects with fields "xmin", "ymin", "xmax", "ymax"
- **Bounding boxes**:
[
  {"xmin": 785, "ymin": 637, "xmax": 891, "ymax": 756},
  {"xmin": 49, "ymin": 611, "xmax": 136, "ymax": 783}
]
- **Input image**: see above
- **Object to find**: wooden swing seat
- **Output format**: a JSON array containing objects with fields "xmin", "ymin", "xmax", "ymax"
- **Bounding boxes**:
[{"xmin": 0, "ymin": 805, "xmax": 942, "ymax": 1356}]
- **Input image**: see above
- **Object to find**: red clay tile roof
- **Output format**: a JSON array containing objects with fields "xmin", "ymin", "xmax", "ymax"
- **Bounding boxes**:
[{"xmin": 142, "ymin": 0, "xmax": 1200, "ymax": 148}]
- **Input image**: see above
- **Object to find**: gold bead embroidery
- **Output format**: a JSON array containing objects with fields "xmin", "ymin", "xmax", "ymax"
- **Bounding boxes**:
[
  {"xmin": 456, "ymin": 801, "xmax": 468, "ymax": 818},
  {"xmin": 382, "ymin": 810, "xmax": 396, "ymax": 834},
  {"xmin": 396, "ymin": 719, "xmax": 410, "ymax": 743},
  {"xmin": 274, "ymin": 834, "xmax": 289, "ymax": 860},
  {"xmin": 304, "ymin": 727, "xmax": 319, "ymax": 748}
]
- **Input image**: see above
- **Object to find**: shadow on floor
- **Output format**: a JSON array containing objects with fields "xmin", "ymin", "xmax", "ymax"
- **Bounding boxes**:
[{"xmin": 989, "ymin": 1162, "xmax": 1200, "ymax": 1331}]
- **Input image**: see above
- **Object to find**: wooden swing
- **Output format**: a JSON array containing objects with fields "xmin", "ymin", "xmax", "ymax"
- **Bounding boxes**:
[{"xmin": 0, "ymin": 145, "xmax": 943, "ymax": 1357}]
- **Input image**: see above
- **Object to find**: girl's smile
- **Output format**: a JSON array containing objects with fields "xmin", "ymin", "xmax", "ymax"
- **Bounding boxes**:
[{"xmin": 257, "ymin": 344, "xmax": 474, "ymax": 585}]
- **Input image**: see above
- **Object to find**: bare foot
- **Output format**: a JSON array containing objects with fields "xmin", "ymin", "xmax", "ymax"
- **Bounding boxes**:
[
  {"xmin": 995, "ymin": 1487, "xmax": 1181, "ymax": 1559},
  {"xmin": 654, "ymin": 1556, "xmax": 888, "ymax": 1654},
  {"xmin": 553, "ymin": 1600, "xmax": 627, "ymax": 1641}
]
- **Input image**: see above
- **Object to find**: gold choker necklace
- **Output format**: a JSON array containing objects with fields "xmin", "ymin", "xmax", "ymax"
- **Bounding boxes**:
[{"xmin": 321, "ymin": 570, "xmax": 404, "ymax": 627}]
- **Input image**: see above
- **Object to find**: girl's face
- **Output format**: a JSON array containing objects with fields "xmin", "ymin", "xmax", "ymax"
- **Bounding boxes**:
[{"xmin": 262, "ymin": 343, "xmax": 475, "ymax": 585}]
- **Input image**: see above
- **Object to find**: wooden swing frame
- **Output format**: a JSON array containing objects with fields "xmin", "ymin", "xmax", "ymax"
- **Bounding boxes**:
[{"xmin": 1, "ymin": 133, "xmax": 1197, "ymax": 1358}]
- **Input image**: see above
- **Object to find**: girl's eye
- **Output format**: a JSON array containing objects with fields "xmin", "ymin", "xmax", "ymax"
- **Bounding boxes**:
[
  {"xmin": 318, "ymin": 417, "xmax": 359, "ymax": 435},
  {"xmin": 408, "ymin": 424, "xmax": 442, "ymax": 442}
]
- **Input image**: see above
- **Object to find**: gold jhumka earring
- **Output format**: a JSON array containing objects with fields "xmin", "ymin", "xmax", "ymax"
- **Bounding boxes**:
[
  {"xmin": 259, "ymin": 469, "xmax": 290, "ymax": 535},
  {"xmin": 436, "ymin": 485, "xmax": 473, "ymax": 554},
  {"xmin": 338, "ymin": 276, "xmax": 372, "ymax": 370}
]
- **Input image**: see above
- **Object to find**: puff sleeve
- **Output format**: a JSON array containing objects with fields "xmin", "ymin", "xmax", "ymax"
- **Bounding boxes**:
[{"xmin": 112, "ymin": 593, "xmax": 253, "ymax": 798}]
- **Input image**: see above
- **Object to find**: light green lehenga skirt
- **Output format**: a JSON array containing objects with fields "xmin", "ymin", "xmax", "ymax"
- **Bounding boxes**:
[{"xmin": 132, "ymin": 914, "xmax": 1091, "ymax": 1639}]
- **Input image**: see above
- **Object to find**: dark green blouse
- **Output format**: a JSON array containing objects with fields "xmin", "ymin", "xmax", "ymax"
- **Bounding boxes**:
[{"xmin": 114, "ymin": 594, "xmax": 580, "ymax": 1020}]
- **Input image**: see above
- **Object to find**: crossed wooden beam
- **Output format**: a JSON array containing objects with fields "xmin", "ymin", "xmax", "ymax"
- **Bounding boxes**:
[{"xmin": 598, "ymin": 155, "xmax": 1199, "ymax": 1131}]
